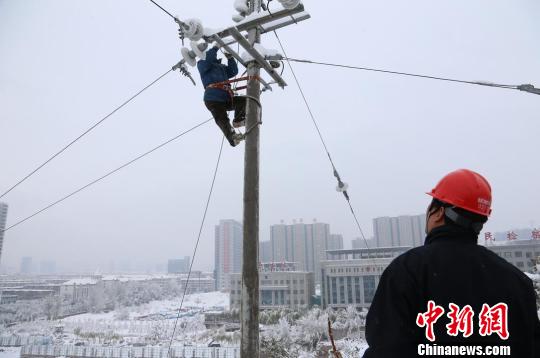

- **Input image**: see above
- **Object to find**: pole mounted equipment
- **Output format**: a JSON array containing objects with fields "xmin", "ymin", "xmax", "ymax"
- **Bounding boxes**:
[
  {"xmin": 518, "ymin": 84, "xmax": 540, "ymax": 95},
  {"xmin": 191, "ymin": 41, "xmax": 209, "ymax": 61},
  {"xmin": 172, "ymin": 59, "xmax": 196, "ymax": 86}
]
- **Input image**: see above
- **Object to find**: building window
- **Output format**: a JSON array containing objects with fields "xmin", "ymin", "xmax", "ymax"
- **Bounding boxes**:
[
  {"xmin": 517, "ymin": 262, "xmax": 524, "ymax": 268},
  {"xmin": 261, "ymin": 290, "xmax": 273, "ymax": 305},
  {"xmin": 339, "ymin": 277, "xmax": 346, "ymax": 304},
  {"xmin": 363, "ymin": 276, "xmax": 376, "ymax": 304},
  {"xmin": 347, "ymin": 276, "xmax": 353, "ymax": 304},
  {"xmin": 526, "ymin": 252, "xmax": 532, "ymax": 258},
  {"xmin": 354, "ymin": 277, "xmax": 361, "ymax": 304},
  {"xmin": 331, "ymin": 277, "xmax": 337, "ymax": 304},
  {"xmin": 515, "ymin": 251, "xmax": 523, "ymax": 258}
]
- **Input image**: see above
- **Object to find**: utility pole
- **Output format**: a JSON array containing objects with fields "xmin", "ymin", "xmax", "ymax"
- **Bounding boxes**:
[
  {"xmin": 241, "ymin": 0, "xmax": 262, "ymax": 356},
  {"xmin": 173, "ymin": 2, "xmax": 309, "ymax": 356}
]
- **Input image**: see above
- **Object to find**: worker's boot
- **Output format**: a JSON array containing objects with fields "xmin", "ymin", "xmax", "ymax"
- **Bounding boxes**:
[
  {"xmin": 232, "ymin": 119, "xmax": 245, "ymax": 128},
  {"xmin": 231, "ymin": 132, "xmax": 245, "ymax": 146}
]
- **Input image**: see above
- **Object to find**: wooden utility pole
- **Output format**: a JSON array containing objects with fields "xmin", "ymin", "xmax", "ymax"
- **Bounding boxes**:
[{"xmin": 241, "ymin": 0, "xmax": 262, "ymax": 357}]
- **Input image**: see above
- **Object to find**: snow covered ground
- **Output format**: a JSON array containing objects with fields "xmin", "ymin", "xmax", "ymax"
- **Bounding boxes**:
[
  {"xmin": 2, "ymin": 291, "xmax": 370, "ymax": 357},
  {"xmin": 61, "ymin": 291, "xmax": 229, "ymax": 323},
  {"xmin": 0, "ymin": 347, "xmax": 21, "ymax": 358}
]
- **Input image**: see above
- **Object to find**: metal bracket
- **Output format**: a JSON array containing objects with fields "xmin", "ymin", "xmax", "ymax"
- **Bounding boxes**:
[
  {"xmin": 172, "ymin": 60, "xmax": 196, "ymax": 86},
  {"xmin": 518, "ymin": 84, "xmax": 540, "ymax": 95},
  {"xmin": 212, "ymin": 35, "xmax": 272, "ymax": 92},
  {"xmin": 211, "ymin": 4, "xmax": 307, "ymax": 40},
  {"xmin": 229, "ymin": 27, "xmax": 287, "ymax": 88}
]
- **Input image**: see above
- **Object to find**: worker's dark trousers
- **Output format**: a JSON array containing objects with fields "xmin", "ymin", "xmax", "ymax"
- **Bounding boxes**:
[{"xmin": 205, "ymin": 97, "xmax": 246, "ymax": 145}]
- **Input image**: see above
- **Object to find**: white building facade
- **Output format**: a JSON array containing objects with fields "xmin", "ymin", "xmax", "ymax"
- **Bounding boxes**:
[
  {"xmin": 268, "ymin": 220, "xmax": 343, "ymax": 283},
  {"xmin": 229, "ymin": 262, "xmax": 314, "ymax": 309},
  {"xmin": 484, "ymin": 239, "xmax": 540, "ymax": 271},
  {"xmin": 214, "ymin": 220, "xmax": 243, "ymax": 291},
  {"xmin": 373, "ymin": 214, "xmax": 426, "ymax": 248},
  {"xmin": 321, "ymin": 247, "xmax": 410, "ymax": 309}
]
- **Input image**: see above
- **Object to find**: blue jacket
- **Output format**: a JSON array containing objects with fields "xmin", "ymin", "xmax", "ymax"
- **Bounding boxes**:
[{"xmin": 197, "ymin": 47, "xmax": 238, "ymax": 102}]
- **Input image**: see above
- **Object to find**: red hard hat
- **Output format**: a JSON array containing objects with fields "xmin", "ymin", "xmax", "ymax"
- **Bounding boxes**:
[{"xmin": 427, "ymin": 169, "xmax": 492, "ymax": 217}]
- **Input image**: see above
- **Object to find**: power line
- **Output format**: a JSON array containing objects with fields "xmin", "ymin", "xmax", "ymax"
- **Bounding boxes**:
[
  {"xmin": 148, "ymin": 0, "xmax": 178, "ymax": 21},
  {"xmin": 166, "ymin": 136, "xmax": 225, "ymax": 357},
  {"xmin": 273, "ymin": 31, "xmax": 369, "ymax": 244},
  {"xmin": 281, "ymin": 57, "xmax": 540, "ymax": 94},
  {"xmin": 0, "ymin": 118, "xmax": 213, "ymax": 234},
  {"xmin": 0, "ymin": 68, "xmax": 173, "ymax": 200}
]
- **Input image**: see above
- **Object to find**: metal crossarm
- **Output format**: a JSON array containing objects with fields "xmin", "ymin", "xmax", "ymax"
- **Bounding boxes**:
[
  {"xmin": 229, "ymin": 27, "xmax": 287, "ymax": 88},
  {"xmin": 211, "ymin": 4, "xmax": 306, "ymax": 40},
  {"xmin": 212, "ymin": 35, "xmax": 273, "ymax": 91}
]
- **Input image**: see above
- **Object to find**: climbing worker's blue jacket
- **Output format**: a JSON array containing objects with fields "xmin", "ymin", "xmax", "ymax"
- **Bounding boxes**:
[{"xmin": 197, "ymin": 46, "xmax": 238, "ymax": 103}]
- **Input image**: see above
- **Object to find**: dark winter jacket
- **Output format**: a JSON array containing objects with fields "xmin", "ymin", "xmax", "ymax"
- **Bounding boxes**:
[
  {"xmin": 197, "ymin": 46, "xmax": 238, "ymax": 103},
  {"xmin": 363, "ymin": 225, "xmax": 540, "ymax": 358}
]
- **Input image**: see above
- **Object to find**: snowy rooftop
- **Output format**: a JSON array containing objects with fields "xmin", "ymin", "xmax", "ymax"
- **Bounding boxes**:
[{"xmin": 62, "ymin": 278, "xmax": 99, "ymax": 286}]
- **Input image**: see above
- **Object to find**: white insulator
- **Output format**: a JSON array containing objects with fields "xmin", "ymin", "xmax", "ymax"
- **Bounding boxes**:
[
  {"xmin": 232, "ymin": 13, "xmax": 245, "ymax": 23},
  {"xmin": 190, "ymin": 41, "xmax": 208, "ymax": 61},
  {"xmin": 234, "ymin": 0, "xmax": 249, "ymax": 13},
  {"xmin": 182, "ymin": 18, "xmax": 204, "ymax": 41},
  {"xmin": 336, "ymin": 182, "xmax": 349, "ymax": 192},
  {"xmin": 181, "ymin": 47, "xmax": 197, "ymax": 67},
  {"xmin": 278, "ymin": 0, "xmax": 301, "ymax": 10}
]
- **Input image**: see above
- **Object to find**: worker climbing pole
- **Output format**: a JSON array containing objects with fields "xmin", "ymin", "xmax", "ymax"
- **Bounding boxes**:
[{"xmin": 147, "ymin": 0, "xmax": 310, "ymax": 356}]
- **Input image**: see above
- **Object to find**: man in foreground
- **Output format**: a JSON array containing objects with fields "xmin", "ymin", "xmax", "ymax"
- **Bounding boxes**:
[{"xmin": 363, "ymin": 169, "xmax": 540, "ymax": 357}]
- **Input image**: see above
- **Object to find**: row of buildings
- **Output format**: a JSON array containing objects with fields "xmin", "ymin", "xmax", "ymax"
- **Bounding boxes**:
[
  {"xmin": 0, "ymin": 272, "xmax": 215, "ymax": 305},
  {"xmin": 216, "ymin": 217, "xmax": 540, "ymax": 311},
  {"xmin": 214, "ymin": 215, "xmax": 427, "ymax": 292}
]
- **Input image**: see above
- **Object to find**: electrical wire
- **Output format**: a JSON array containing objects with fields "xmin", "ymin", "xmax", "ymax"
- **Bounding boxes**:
[
  {"xmin": 281, "ymin": 57, "xmax": 524, "ymax": 91},
  {"xmin": 166, "ymin": 136, "xmax": 225, "ymax": 357},
  {"xmin": 273, "ymin": 31, "xmax": 370, "ymax": 247},
  {"xmin": 0, "ymin": 68, "xmax": 173, "ymax": 200},
  {"xmin": 148, "ymin": 0, "xmax": 177, "ymax": 21},
  {"xmin": 0, "ymin": 118, "xmax": 213, "ymax": 234}
]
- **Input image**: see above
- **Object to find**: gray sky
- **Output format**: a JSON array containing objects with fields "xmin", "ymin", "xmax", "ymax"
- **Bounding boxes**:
[{"xmin": 1, "ymin": 0, "xmax": 539, "ymax": 273}]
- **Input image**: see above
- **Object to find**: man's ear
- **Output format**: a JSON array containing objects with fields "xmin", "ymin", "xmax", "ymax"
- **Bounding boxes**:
[{"xmin": 433, "ymin": 207, "xmax": 446, "ymax": 223}]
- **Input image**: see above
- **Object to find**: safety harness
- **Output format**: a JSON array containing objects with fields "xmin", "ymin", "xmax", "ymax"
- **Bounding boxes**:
[{"xmin": 205, "ymin": 76, "xmax": 261, "ymax": 102}]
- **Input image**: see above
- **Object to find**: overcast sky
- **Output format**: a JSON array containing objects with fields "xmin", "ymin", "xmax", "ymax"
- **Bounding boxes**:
[{"xmin": 1, "ymin": 0, "xmax": 539, "ymax": 273}]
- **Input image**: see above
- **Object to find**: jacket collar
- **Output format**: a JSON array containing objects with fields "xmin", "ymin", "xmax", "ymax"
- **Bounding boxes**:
[{"xmin": 424, "ymin": 224, "xmax": 478, "ymax": 245}]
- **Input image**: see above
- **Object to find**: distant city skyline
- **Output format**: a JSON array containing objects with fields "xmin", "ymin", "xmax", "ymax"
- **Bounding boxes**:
[{"xmin": 2, "ymin": 217, "xmax": 538, "ymax": 275}]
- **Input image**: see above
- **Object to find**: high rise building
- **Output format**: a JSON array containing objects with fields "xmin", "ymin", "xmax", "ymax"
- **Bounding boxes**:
[
  {"xmin": 269, "ymin": 219, "xmax": 343, "ymax": 283},
  {"xmin": 167, "ymin": 256, "xmax": 190, "ymax": 273},
  {"xmin": 214, "ymin": 219, "xmax": 243, "ymax": 291},
  {"xmin": 259, "ymin": 240, "xmax": 271, "ymax": 263},
  {"xmin": 351, "ymin": 237, "xmax": 374, "ymax": 249},
  {"xmin": 373, "ymin": 214, "xmax": 426, "ymax": 248},
  {"xmin": 0, "ymin": 202, "xmax": 8, "ymax": 265},
  {"xmin": 20, "ymin": 257, "xmax": 33, "ymax": 274},
  {"xmin": 39, "ymin": 260, "xmax": 57, "ymax": 275}
]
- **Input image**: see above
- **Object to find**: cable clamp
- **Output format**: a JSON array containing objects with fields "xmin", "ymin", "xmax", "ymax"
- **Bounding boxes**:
[{"xmin": 518, "ymin": 84, "xmax": 540, "ymax": 95}]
